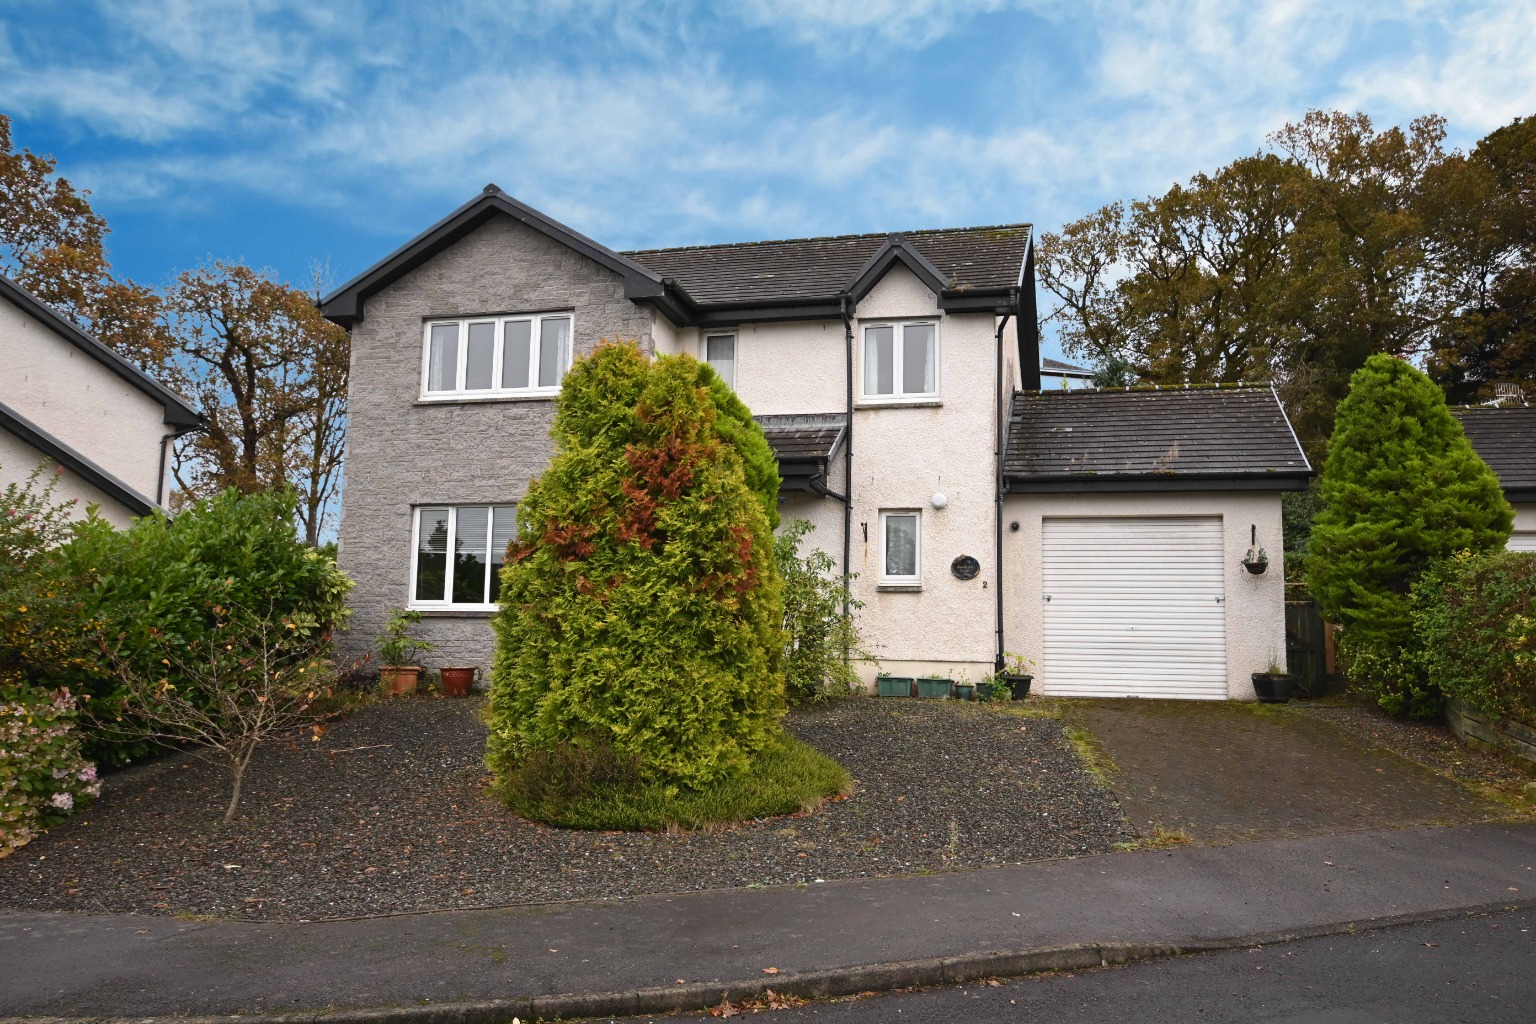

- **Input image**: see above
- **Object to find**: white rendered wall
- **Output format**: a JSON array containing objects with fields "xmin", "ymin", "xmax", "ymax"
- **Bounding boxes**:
[
  {"xmin": 0, "ymin": 427, "xmax": 138, "ymax": 528},
  {"xmin": 1511, "ymin": 503, "xmax": 1536, "ymax": 548},
  {"xmin": 1002, "ymin": 490, "xmax": 1289, "ymax": 700},
  {"xmin": 728, "ymin": 319, "xmax": 847, "ymax": 416},
  {"xmin": 0, "ymin": 292, "xmax": 167, "ymax": 506}
]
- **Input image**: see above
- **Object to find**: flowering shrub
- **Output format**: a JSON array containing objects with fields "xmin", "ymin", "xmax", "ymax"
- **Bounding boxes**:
[{"xmin": 0, "ymin": 684, "xmax": 99, "ymax": 858}]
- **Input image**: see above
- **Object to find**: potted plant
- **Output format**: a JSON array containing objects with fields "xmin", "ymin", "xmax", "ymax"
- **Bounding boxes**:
[
  {"xmin": 877, "ymin": 673, "xmax": 914, "ymax": 698},
  {"xmin": 1251, "ymin": 657, "xmax": 1295, "ymax": 703},
  {"xmin": 953, "ymin": 675, "xmax": 977, "ymax": 701},
  {"xmin": 916, "ymin": 676, "xmax": 953, "ymax": 699},
  {"xmin": 1242, "ymin": 545, "xmax": 1270, "ymax": 575},
  {"xmin": 439, "ymin": 665, "xmax": 479, "ymax": 697},
  {"xmin": 999, "ymin": 651, "xmax": 1034, "ymax": 700},
  {"xmin": 377, "ymin": 609, "xmax": 433, "ymax": 696}
]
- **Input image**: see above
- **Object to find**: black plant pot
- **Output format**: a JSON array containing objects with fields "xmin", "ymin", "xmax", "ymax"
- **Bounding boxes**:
[
  {"xmin": 1003, "ymin": 673, "xmax": 1033, "ymax": 700},
  {"xmin": 1251, "ymin": 672, "xmax": 1296, "ymax": 703}
]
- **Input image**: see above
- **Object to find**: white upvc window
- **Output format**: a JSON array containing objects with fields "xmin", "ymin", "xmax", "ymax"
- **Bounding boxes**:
[
  {"xmin": 879, "ymin": 509, "xmax": 922, "ymax": 584},
  {"xmin": 421, "ymin": 313, "xmax": 573, "ymax": 399},
  {"xmin": 410, "ymin": 504, "xmax": 520, "ymax": 610},
  {"xmin": 862, "ymin": 321, "xmax": 938, "ymax": 402},
  {"xmin": 704, "ymin": 332, "xmax": 736, "ymax": 388}
]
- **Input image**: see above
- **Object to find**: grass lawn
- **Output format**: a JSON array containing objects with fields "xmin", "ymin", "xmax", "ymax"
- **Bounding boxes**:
[{"xmin": 492, "ymin": 730, "xmax": 852, "ymax": 831}]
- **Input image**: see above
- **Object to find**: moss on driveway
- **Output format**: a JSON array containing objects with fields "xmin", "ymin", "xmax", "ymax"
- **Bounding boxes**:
[{"xmin": 1055, "ymin": 699, "xmax": 1509, "ymax": 845}]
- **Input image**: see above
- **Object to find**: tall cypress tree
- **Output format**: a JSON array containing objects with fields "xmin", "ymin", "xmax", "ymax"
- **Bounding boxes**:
[
  {"xmin": 1308, "ymin": 353, "xmax": 1512, "ymax": 716},
  {"xmin": 485, "ymin": 342, "xmax": 785, "ymax": 791}
]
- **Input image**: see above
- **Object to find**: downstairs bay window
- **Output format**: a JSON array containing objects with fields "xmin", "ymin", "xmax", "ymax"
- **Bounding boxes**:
[{"xmin": 411, "ymin": 505, "xmax": 519, "ymax": 610}]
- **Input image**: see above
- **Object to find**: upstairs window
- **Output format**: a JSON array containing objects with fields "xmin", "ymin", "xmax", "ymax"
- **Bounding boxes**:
[
  {"xmin": 411, "ymin": 504, "xmax": 519, "ymax": 609},
  {"xmin": 705, "ymin": 333, "xmax": 736, "ymax": 388},
  {"xmin": 862, "ymin": 322, "xmax": 938, "ymax": 401},
  {"xmin": 422, "ymin": 314, "xmax": 573, "ymax": 398}
]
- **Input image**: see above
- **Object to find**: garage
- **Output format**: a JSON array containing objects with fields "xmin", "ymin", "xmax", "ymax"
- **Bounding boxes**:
[
  {"xmin": 1509, "ymin": 532, "xmax": 1536, "ymax": 552},
  {"xmin": 1042, "ymin": 516, "xmax": 1228, "ymax": 699}
]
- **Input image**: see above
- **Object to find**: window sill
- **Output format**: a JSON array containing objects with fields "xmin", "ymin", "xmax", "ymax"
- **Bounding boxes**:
[
  {"xmin": 855, "ymin": 399, "xmax": 943, "ymax": 410},
  {"xmin": 409, "ymin": 608, "xmax": 497, "ymax": 618},
  {"xmin": 415, "ymin": 393, "xmax": 558, "ymax": 406},
  {"xmin": 876, "ymin": 583, "xmax": 923, "ymax": 593}
]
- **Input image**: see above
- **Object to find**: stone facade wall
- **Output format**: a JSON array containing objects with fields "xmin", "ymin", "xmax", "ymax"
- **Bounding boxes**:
[{"xmin": 335, "ymin": 215, "xmax": 655, "ymax": 675}]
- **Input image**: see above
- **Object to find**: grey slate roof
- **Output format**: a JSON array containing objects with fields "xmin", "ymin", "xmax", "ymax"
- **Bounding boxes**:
[
  {"xmin": 623, "ymin": 225, "xmax": 1030, "ymax": 307},
  {"xmin": 1453, "ymin": 406, "xmax": 1536, "ymax": 499},
  {"xmin": 1042, "ymin": 356, "xmax": 1092, "ymax": 376},
  {"xmin": 1004, "ymin": 387, "xmax": 1311, "ymax": 491},
  {"xmin": 754, "ymin": 414, "xmax": 847, "ymax": 463}
]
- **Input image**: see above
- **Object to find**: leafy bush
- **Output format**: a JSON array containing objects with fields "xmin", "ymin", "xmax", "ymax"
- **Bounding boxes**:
[
  {"xmin": 1307, "ymin": 355, "xmax": 1512, "ymax": 717},
  {"xmin": 776, "ymin": 519, "xmax": 865, "ymax": 705},
  {"xmin": 1414, "ymin": 550, "xmax": 1536, "ymax": 726},
  {"xmin": 377, "ymin": 608, "xmax": 432, "ymax": 667},
  {"xmin": 486, "ymin": 342, "xmax": 787, "ymax": 794},
  {"xmin": 58, "ymin": 488, "xmax": 353, "ymax": 766},
  {"xmin": 0, "ymin": 684, "xmax": 100, "ymax": 857}
]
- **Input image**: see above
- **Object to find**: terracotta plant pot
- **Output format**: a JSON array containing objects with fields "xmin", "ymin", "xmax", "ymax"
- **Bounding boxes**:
[
  {"xmin": 439, "ymin": 666, "xmax": 478, "ymax": 697},
  {"xmin": 380, "ymin": 665, "xmax": 422, "ymax": 696}
]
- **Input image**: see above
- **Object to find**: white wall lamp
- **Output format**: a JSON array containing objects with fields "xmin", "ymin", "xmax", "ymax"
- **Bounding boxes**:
[{"xmin": 930, "ymin": 492, "xmax": 949, "ymax": 510}]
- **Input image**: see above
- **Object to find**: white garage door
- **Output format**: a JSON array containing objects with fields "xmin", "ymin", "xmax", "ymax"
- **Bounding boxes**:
[
  {"xmin": 1043, "ymin": 516, "xmax": 1228, "ymax": 699},
  {"xmin": 1509, "ymin": 532, "xmax": 1536, "ymax": 552}
]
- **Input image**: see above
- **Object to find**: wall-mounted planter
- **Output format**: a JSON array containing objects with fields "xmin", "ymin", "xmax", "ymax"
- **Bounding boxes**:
[
  {"xmin": 877, "ymin": 676, "xmax": 915, "ymax": 698},
  {"xmin": 916, "ymin": 677, "xmax": 954, "ymax": 699}
]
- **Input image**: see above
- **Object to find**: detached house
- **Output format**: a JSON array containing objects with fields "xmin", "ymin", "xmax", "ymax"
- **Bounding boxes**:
[
  {"xmin": 1453, "ymin": 405, "xmax": 1536, "ymax": 551},
  {"xmin": 0, "ymin": 273, "xmax": 200, "ymax": 526},
  {"xmin": 322, "ymin": 186, "xmax": 1310, "ymax": 699}
]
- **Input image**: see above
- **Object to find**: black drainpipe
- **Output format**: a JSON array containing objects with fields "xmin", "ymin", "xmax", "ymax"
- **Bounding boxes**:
[
  {"xmin": 156, "ymin": 422, "xmax": 202, "ymax": 509},
  {"xmin": 840, "ymin": 295, "xmax": 855, "ymax": 634},
  {"xmin": 994, "ymin": 291, "xmax": 1016, "ymax": 672}
]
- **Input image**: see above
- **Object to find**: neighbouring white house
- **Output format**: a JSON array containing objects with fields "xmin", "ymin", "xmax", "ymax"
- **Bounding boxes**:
[
  {"xmin": 321, "ymin": 186, "xmax": 1312, "ymax": 699},
  {"xmin": 1454, "ymin": 405, "xmax": 1536, "ymax": 551},
  {"xmin": 0, "ymin": 272, "xmax": 200, "ymax": 526}
]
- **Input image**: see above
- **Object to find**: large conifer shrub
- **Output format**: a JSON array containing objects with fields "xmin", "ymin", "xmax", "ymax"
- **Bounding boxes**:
[
  {"xmin": 485, "ymin": 342, "xmax": 793, "ymax": 798},
  {"xmin": 1307, "ymin": 354, "xmax": 1512, "ymax": 716}
]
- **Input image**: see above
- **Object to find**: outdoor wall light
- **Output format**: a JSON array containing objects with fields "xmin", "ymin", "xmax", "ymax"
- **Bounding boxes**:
[{"xmin": 930, "ymin": 492, "xmax": 949, "ymax": 509}]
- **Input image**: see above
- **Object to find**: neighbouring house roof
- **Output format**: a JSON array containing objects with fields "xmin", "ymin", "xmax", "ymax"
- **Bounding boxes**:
[
  {"xmin": 1453, "ymin": 406, "xmax": 1536, "ymax": 502},
  {"xmin": 0, "ymin": 272, "xmax": 201, "ymax": 428},
  {"xmin": 754, "ymin": 413, "xmax": 846, "ymax": 494},
  {"xmin": 1004, "ymin": 386, "xmax": 1312, "ymax": 492},
  {"xmin": 318, "ymin": 185, "xmax": 1033, "ymax": 330},
  {"xmin": 1041, "ymin": 356, "xmax": 1093, "ymax": 377},
  {"xmin": 0, "ymin": 399, "xmax": 159, "ymax": 515}
]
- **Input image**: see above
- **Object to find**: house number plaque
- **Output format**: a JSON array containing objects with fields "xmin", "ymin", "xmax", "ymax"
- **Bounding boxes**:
[{"xmin": 950, "ymin": 555, "xmax": 980, "ymax": 581}]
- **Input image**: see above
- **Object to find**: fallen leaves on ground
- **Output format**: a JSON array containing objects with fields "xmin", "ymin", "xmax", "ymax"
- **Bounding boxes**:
[{"xmin": 710, "ymin": 990, "xmax": 807, "ymax": 1016}]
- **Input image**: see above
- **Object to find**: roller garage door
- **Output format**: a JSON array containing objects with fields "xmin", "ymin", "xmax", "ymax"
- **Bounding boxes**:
[
  {"xmin": 1042, "ymin": 516, "xmax": 1228, "ymax": 699},
  {"xmin": 1509, "ymin": 532, "xmax": 1536, "ymax": 552}
]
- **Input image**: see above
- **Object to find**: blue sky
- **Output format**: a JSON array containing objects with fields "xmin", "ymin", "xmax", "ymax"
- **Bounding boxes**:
[{"xmin": 3, "ymin": 1, "xmax": 1534, "ymax": 361}]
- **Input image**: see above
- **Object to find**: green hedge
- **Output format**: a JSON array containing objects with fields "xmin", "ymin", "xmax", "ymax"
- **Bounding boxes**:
[{"xmin": 1414, "ymin": 549, "xmax": 1536, "ymax": 726}]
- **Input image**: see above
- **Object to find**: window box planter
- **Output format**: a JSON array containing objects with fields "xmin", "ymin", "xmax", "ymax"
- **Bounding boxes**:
[
  {"xmin": 380, "ymin": 666, "xmax": 422, "ymax": 697},
  {"xmin": 439, "ymin": 666, "xmax": 479, "ymax": 697},
  {"xmin": 1251, "ymin": 672, "xmax": 1296, "ymax": 703},
  {"xmin": 877, "ymin": 675, "xmax": 914, "ymax": 698},
  {"xmin": 954, "ymin": 682, "xmax": 976, "ymax": 701},
  {"xmin": 1001, "ymin": 673, "xmax": 1033, "ymax": 700},
  {"xmin": 916, "ymin": 677, "xmax": 953, "ymax": 699}
]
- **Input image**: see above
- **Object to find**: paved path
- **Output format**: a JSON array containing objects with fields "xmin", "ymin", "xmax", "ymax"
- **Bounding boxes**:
[
  {"xmin": 3, "ymin": 822, "xmax": 1532, "ymax": 1019},
  {"xmin": 1062, "ymin": 700, "xmax": 1502, "ymax": 843}
]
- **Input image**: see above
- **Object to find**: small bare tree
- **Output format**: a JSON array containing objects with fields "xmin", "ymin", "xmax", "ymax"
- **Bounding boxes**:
[{"xmin": 107, "ymin": 600, "xmax": 341, "ymax": 822}]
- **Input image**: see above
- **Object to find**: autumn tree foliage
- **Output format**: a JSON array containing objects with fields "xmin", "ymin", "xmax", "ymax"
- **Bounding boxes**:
[
  {"xmin": 1038, "ymin": 109, "xmax": 1536, "ymax": 458},
  {"xmin": 162, "ymin": 262, "xmax": 350, "ymax": 543},
  {"xmin": 485, "ymin": 342, "xmax": 785, "ymax": 793}
]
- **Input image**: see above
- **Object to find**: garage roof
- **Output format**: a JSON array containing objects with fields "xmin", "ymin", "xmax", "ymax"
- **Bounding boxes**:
[
  {"xmin": 1004, "ymin": 386, "xmax": 1312, "ymax": 492},
  {"xmin": 1453, "ymin": 406, "xmax": 1536, "ymax": 501}
]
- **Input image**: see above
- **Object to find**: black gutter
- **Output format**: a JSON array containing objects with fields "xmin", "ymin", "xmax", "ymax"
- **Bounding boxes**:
[
  {"xmin": 1003, "ymin": 473, "xmax": 1315, "ymax": 494},
  {"xmin": 840, "ymin": 294, "xmax": 855, "ymax": 649},
  {"xmin": 993, "ymin": 297, "xmax": 1014, "ymax": 673},
  {"xmin": 0, "ymin": 400, "xmax": 159, "ymax": 516}
]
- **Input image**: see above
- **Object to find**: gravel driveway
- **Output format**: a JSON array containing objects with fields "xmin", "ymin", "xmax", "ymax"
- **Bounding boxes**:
[{"xmin": 0, "ymin": 697, "xmax": 1133, "ymax": 921}]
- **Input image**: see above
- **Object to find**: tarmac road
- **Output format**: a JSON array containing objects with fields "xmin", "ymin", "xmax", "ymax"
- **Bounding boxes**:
[{"xmin": 643, "ymin": 909, "xmax": 1534, "ymax": 1024}]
